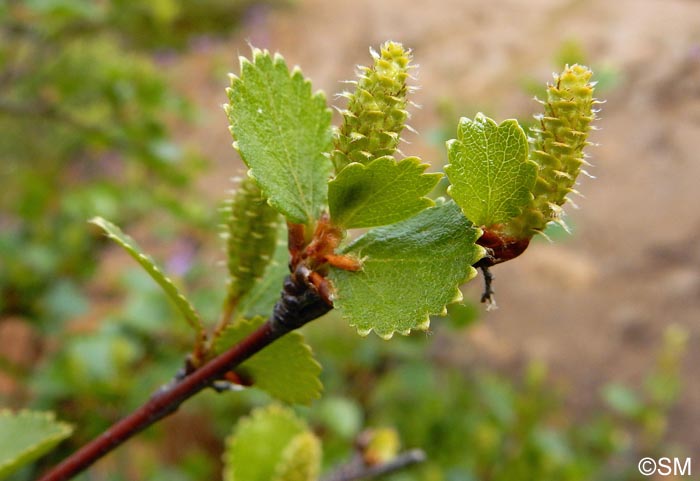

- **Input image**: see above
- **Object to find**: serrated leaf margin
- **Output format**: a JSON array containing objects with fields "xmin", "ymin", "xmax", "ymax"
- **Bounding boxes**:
[
  {"xmin": 90, "ymin": 217, "xmax": 204, "ymax": 336},
  {"xmin": 0, "ymin": 410, "xmax": 73, "ymax": 479},
  {"xmin": 331, "ymin": 200, "xmax": 485, "ymax": 339},
  {"xmin": 225, "ymin": 48, "xmax": 332, "ymax": 225},
  {"xmin": 213, "ymin": 317, "xmax": 322, "ymax": 405},
  {"xmin": 328, "ymin": 156, "xmax": 441, "ymax": 229},
  {"xmin": 445, "ymin": 113, "xmax": 537, "ymax": 228}
]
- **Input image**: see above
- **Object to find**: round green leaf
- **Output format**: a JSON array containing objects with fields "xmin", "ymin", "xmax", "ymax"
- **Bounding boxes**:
[
  {"xmin": 445, "ymin": 114, "xmax": 537, "ymax": 227},
  {"xmin": 330, "ymin": 200, "xmax": 484, "ymax": 339},
  {"xmin": 223, "ymin": 405, "xmax": 318, "ymax": 481},
  {"xmin": 328, "ymin": 156, "xmax": 441, "ymax": 229}
]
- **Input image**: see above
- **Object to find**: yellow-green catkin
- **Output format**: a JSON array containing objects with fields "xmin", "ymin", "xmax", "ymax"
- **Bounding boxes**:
[
  {"xmin": 510, "ymin": 64, "xmax": 598, "ymax": 238},
  {"xmin": 223, "ymin": 176, "xmax": 280, "ymax": 303},
  {"xmin": 331, "ymin": 41, "xmax": 413, "ymax": 172},
  {"xmin": 272, "ymin": 432, "xmax": 322, "ymax": 481}
]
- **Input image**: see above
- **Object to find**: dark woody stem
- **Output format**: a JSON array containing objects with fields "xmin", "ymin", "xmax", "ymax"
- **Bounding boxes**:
[
  {"xmin": 321, "ymin": 449, "xmax": 427, "ymax": 481},
  {"xmin": 37, "ymin": 273, "xmax": 332, "ymax": 481}
]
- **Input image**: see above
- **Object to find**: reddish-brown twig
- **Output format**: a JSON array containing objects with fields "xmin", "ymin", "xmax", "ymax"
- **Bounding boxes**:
[{"xmin": 38, "ymin": 274, "xmax": 331, "ymax": 481}]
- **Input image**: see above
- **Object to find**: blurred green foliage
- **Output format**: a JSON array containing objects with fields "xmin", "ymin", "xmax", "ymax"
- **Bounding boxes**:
[
  {"xmin": 22, "ymin": 293, "xmax": 687, "ymax": 481},
  {"xmin": 0, "ymin": 0, "xmax": 285, "ymax": 321},
  {"xmin": 305, "ymin": 320, "xmax": 687, "ymax": 481}
]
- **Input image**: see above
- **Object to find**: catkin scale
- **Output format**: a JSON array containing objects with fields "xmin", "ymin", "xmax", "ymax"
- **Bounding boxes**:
[{"xmin": 224, "ymin": 176, "xmax": 280, "ymax": 302}]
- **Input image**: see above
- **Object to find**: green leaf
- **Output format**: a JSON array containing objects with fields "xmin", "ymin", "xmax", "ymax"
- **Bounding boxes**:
[
  {"xmin": 224, "ymin": 405, "xmax": 320, "ymax": 481},
  {"xmin": 328, "ymin": 156, "xmax": 441, "ymax": 229},
  {"xmin": 330, "ymin": 200, "xmax": 484, "ymax": 339},
  {"xmin": 224, "ymin": 176, "xmax": 281, "ymax": 304},
  {"xmin": 90, "ymin": 217, "xmax": 204, "ymax": 336},
  {"xmin": 213, "ymin": 317, "xmax": 322, "ymax": 405},
  {"xmin": 273, "ymin": 432, "xmax": 322, "ymax": 481},
  {"xmin": 225, "ymin": 48, "xmax": 332, "ymax": 225},
  {"xmin": 0, "ymin": 410, "xmax": 73, "ymax": 480},
  {"xmin": 445, "ymin": 113, "xmax": 537, "ymax": 227}
]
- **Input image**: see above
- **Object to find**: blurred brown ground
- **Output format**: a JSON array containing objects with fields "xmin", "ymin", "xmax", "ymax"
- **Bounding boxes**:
[{"xmin": 166, "ymin": 0, "xmax": 700, "ymax": 450}]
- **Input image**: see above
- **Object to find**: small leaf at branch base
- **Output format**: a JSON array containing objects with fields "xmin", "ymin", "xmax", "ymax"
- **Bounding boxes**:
[
  {"xmin": 445, "ymin": 113, "xmax": 537, "ymax": 227},
  {"xmin": 224, "ymin": 405, "xmax": 321, "ymax": 481},
  {"xmin": 213, "ymin": 317, "xmax": 322, "ymax": 405},
  {"xmin": 330, "ymin": 200, "xmax": 484, "ymax": 339},
  {"xmin": 0, "ymin": 410, "xmax": 73, "ymax": 480},
  {"xmin": 225, "ymin": 48, "xmax": 332, "ymax": 225},
  {"xmin": 328, "ymin": 156, "xmax": 441, "ymax": 229},
  {"xmin": 90, "ymin": 217, "xmax": 205, "ymax": 337}
]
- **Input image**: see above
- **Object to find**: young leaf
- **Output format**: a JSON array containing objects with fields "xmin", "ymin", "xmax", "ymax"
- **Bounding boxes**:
[
  {"xmin": 273, "ymin": 431, "xmax": 321, "ymax": 481},
  {"xmin": 224, "ymin": 176, "xmax": 281, "ymax": 304},
  {"xmin": 213, "ymin": 317, "xmax": 322, "ymax": 405},
  {"xmin": 224, "ymin": 405, "xmax": 320, "ymax": 481},
  {"xmin": 328, "ymin": 156, "xmax": 441, "ymax": 229},
  {"xmin": 510, "ymin": 65, "xmax": 598, "ymax": 237},
  {"xmin": 90, "ymin": 217, "xmax": 204, "ymax": 336},
  {"xmin": 225, "ymin": 48, "xmax": 332, "ymax": 225},
  {"xmin": 0, "ymin": 410, "xmax": 73, "ymax": 480},
  {"xmin": 332, "ymin": 41, "xmax": 413, "ymax": 172},
  {"xmin": 445, "ymin": 113, "xmax": 537, "ymax": 227},
  {"xmin": 330, "ymin": 200, "xmax": 484, "ymax": 339}
]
